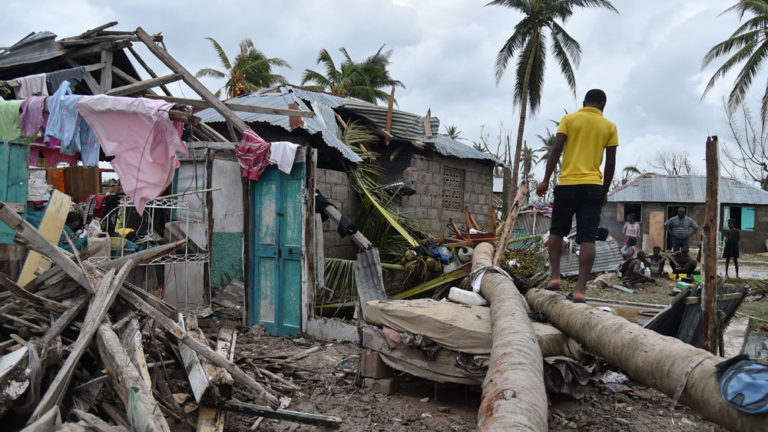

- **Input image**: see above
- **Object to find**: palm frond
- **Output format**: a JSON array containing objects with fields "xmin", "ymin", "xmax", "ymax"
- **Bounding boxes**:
[
  {"xmin": 204, "ymin": 37, "xmax": 231, "ymax": 71},
  {"xmin": 195, "ymin": 67, "xmax": 226, "ymax": 79}
]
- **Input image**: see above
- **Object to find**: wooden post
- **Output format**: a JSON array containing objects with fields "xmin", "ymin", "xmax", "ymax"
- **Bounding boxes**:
[
  {"xmin": 702, "ymin": 136, "xmax": 719, "ymax": 354},
  {"xmin": 384, "ymin": 87, "xmax": 395, "ymax": 145},
  {"xmin": 99, "ymin": 50, "xmax": 113, "ymax": 93},
  {"xmin": 493, "ymin": 183, "xmax": 528, "ymax": 266}
]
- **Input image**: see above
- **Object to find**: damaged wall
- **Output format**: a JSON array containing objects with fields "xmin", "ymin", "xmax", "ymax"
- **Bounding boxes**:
[
  {"xmin": 315, "ymin": 168, "xmax": 359, "ymax": 260},
  {"xmin": 210, "ymin": 155, "xmax": 244, "ymax": 290}
]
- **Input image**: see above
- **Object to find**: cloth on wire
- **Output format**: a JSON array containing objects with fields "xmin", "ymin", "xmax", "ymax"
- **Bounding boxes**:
[
  {"xmin": 43, "ymin": 81, "xmax": 102, "ymax": 167},
  {"xmin": 0, "ymin": 99, "xmax": 22, "ymax": 141},
  {"xmin": 268, "ymin": 140, "xmax": 299, "ymax": 174},
  {"xmin": 13, "ymin": 73, "xmax": 48, "ymax": 98},
  {"xmin": 236, "ymin": 128, "xmax": 271, "ymax": 181},
  {"xmin": 78, "ymin": 95, "xmax": 187, "ymax": 213},
  {"xmin": 46, "ymin": 66, "xmax": 85, "ymax": 94},
  {"xmin": 20, "ymin": 96, "xmax": 47, "ymax": 138}
]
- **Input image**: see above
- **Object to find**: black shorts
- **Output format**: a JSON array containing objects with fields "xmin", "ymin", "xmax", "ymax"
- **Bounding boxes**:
[{"xmin": 549, "ymin": 184, "xmax": 604, "ymax": 244}]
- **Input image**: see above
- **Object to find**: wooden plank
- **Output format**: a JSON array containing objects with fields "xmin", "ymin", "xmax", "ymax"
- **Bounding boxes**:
[
  {"xmin": 321, "ymin": 204, "xmax": 372, "ymax": 249},
  {"xmin": 118, "ymin": 289, "xmax": 278, "ymax": 407},
  {"xmin": 71, "ymin": 409, "xmax": 128, "ymax": 432},
  {"xmin": 28, "ymin": 262, "xmax": 132, "ymax": 423},
  {"xmin": 216, "ymin": 400, "xmax": 342, "ymax": 427},
  {"xmin": 135, "ymin": 27, "xmax": 248, "ymax": 133},
  {"xmin": 494, "ymin": 183, "xmax": 528, "ymax": 266},
  {"xmin": 16, "ymin": 191, "xmax": 73, "ymax": 287},
  {"xmin": 106, "ymin": 73, "xmax": 181, "ymax": 96},
  {"xmin": 145, "ymin": 95, "xmax": 316, "ymax": 118},
  {"xmin": 385, "ymin": 87, "xmax": 395, "ymax": 142},
  {"xmin": 119, "ymin": 318, "xmax": 152, "ymax": 389},
  {"xmin": 649, "ymin": 211, "xmax": 665, "ymax": 250},
  {"xmin": 177, "ymin": 314, "xmax": 210, "ymax": 403},
  {"xmin": 96, "ymin": 321, "xmax": 171, "ymax": 432},
  {"xmin": 423, "ymin": 108, "xmax": 432, "ymax": 138},
  {"xmin": 197, "ymin": 328, "xmax": 236, "ymax": 432},
  {"xmin": 126, "ymin": 45, "xmax": 172, "ymax": 96},
  {"xmin": 64, "ymin": 59, "xmax": 101, "ymax": 94},
  {"xmin": 99, "ymin": 50, "xmax": 113, "ymax": 93},
  {"xmin": 354, "ymin": 249, "xmax": 387, "ymax": 317},
  {"xmin": 73, "ymin": 21, "xmax": 119, "ymax": 39},
  {"xmin": 40, "ymin": 295, "xmax": 89, "ymax": 347},
  {"xmin": 0, "ymin": 273, "xmax": 67, "ymax": 313}
]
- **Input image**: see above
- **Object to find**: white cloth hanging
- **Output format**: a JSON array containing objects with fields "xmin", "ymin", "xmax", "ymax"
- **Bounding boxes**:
[{"xmin": 268, "ymin": 141, "xmax": 299, "ymax": 174}]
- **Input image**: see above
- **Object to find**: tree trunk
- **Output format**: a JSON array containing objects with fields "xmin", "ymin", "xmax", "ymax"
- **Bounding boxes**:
[
  {"xmin": 524, "ymin": 288, "xmax": 768, "ymax": 432},
  {"xmin": 473, "ymin": 243, "xmax": 547, "ymax": 432},
  {"xmin": 702, "ymin": 136, "xmax": 719, "ymax": 353},
  {"xmin": 511, "ymin": 32, "xmax": 539, "ymax": 199}
]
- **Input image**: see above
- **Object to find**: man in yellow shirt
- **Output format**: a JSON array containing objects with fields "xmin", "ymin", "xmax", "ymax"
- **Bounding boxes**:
[{"xmin": 536, "ymin": 89, "xmax": 618, "ymax": 302}]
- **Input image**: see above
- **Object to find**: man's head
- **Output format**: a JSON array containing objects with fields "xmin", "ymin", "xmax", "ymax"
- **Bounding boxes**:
[
  {"xmin": 653, "ymin": 246, "xmax": 661, "ymax": 255},
  {"xmin": 583, "ymin": 89, "xmax": 607, "ymax": 111},
  {"xmin": 677, "ymin": 207, "xmax": 686, "ymax": 218},
  {"xmin": 637, "ymin": 250, "xmax": 647, "ymax": 260},
  {"xmin": 728, "ymin": 218, "xmax": 736, "ymax": 229},
  {"xmin": 628, "ymin": 214, "xmax": 635, "ymax": 223},
  {"xmin": 681, "ymin": 246, "xmax": 689, "ymax": 255}
]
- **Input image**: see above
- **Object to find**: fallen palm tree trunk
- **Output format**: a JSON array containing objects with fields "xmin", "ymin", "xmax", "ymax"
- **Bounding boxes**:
[
  {"xmin": 472, "ymin": 242, "xmax": 547, "ymax": 432},
  {"xmin": 525, "ymin": 288, "xmax": 768, "ymax": 432}
]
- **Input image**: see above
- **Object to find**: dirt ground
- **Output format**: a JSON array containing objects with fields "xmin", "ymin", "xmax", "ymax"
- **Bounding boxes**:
[{"xmin": 181, "ymin": 319, "xmax": 722, "ymax": 432}]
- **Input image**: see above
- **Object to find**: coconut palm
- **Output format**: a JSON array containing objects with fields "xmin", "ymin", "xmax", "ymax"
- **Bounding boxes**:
[
  {"xmin": 445, "ymin": 124, "xmax": 463, "ymax": 140},
  {"xmin": 489, "ymin": 0, "xmax": 618, "ymax": 197},
  {"xmin": 301, "ymin": 46, "xmax": 404, "ymax": 104},
  {"xmin": 535, "ymin": 127, "xmax": 560, "ymax": 178},
  {"xmin": 196, "ymin": 37, "xmax": 290, "ymax": 98},
  {"xmin": 702, "ymin": 1, "xmax": 768, "ymax": 122}
]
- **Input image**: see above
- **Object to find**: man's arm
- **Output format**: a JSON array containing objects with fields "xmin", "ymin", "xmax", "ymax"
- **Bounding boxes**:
[
  {"xmin": 602, "ymin": 146, "xmax": 616, "ymax": 205},
  {"xmin": 536, "ymin": 133, "xmax": 565, "ymax": 197},
  {"xmin": 689, "ymin": 218, "xmax": 699, "ymax": 237},
  {"xmin": 664, "ymin": 219, "xmax": 673, "ymax": 236}
]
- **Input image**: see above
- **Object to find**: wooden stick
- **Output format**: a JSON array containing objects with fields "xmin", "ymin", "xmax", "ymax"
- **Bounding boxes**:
[
  {"xmin": 0, "ymin": 273, "xmax": 67, "ymax": 313},
  {"xmin": 126, "ymin": 45, "xmax": 172, "ymax": 96},
  {"xmin": 135, "ymin": 27, "xmax": 248, "ymax": 133},
  {"xmin": 120, "ymin": 318, "xmax": 152, "ymax": 389},
  {"xmin": 29, "ymin": 262, "xmax": 132, "ymax": 423},
  {"xmin": 701, "ymin": 136, "xmax": 719, "ymax": 354},
  {"xmin": 216, "ymin": 400, "xmax": 342, "ymax": 427},
  {"xmin": 99, "ymin": 50, "xmax": 113, "ymax": 93},
  {"xmin": 96, "ymin": 321, "xmax": 171, "ymax": 432},
  {"xmin": 145, "ymin": 95, "xmax": 316, "ymax": 118},
  {"xmin": 118, "ymin": 289, "xmax": 278, "ymax": 407},
  {"xmin": 105, "ymin": 73, "xmax": 181, "ymax": 96},
  {"xmin": 493, "ymin": 183, "xmax": 528, "ymax": 266},
  {"xmin": 71, "ymin": 409, "xmax": 128, "ymax": 432}
]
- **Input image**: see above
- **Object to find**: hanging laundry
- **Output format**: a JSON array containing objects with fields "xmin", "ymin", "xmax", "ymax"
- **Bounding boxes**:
[
  {"xmin": 46, "ymin": 66, "xmax": 85, "ymax": 94},
  {"xmin": 20, "ymin": 96, "xmax": 47, "ymax": 138},
  {"xmin": 13, "ymin": 73, "xmax": 48, "ymax": 98},
  {"xmin": 77, "ymin": 96, "xmax": 187, "ymax": 213},
  {"xmin": 236, "ymin": 128, "xmax": 271, "ymax": 181},
  {"xmin": 0, "ymin": 100, "xmax": 22, "ymax": 141},
  {"xmin": 268, "ymin": 140, "xmax": 299, "ymax": 174},
  {"xmin": 29, "ymin": 146, "xmax": 79, "ymax": 168},
  {"xmin": 44, "ymin": 81, "xmax": 101, "ymax": 167}
]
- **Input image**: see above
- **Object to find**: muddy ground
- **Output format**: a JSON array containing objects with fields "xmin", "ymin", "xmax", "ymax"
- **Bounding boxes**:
[{"xmin": 168, "ymin": 319, "xmax": 722, "ymax": 432}]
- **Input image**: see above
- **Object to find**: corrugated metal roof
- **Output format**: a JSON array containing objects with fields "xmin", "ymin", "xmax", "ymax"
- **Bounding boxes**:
[
  {"xmin": 560, "ymin": 238, "xmax": 623, "ymax": 276},
  {"xmin": 608, "ymin": 175, "xmax": 768, "ymax": 205},
  {"xmin": 431, "ymin": 134, "xmax": 497, "ymax": 163},
  {"xmin": 513, "ymin": 211, "xmax": 551, "ymax": 236},
  {"xmin": 197, "ymin": 91, "xmax": 362, "ymax": 163},
  {"xmin": 259, "ymin": 84, "xmax": 348, "ymax": 108},
  {"xmin": 0, "ymin": 31, "xmax": 62, "ymax": 70},
  {"xmin": 342, "ymin": 99, "xmax": 440, "ymax": 141}
]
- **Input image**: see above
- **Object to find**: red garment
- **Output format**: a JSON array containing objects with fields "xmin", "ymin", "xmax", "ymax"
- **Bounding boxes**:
[
  {"xmin": 29, "ymin": 146, "xmax": 79, "ymax": 168},
  {"xmin": 236, "ymin": 128, "xmax": 271, "ymax": 181}
]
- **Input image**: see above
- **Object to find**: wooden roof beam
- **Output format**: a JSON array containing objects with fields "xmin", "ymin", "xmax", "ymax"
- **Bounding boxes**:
[{"xmin": 145, "ymin": 95, "xmax": 315, "ymax": 118}]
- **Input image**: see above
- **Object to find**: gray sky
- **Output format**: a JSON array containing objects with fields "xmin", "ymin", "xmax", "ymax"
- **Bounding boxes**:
[{"xmin": 1, "ymin": 0, "xmax": 755, "ymax": 182}]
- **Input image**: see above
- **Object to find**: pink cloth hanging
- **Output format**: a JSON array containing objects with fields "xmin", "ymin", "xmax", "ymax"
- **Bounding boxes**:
[
  {"xmin": 236, "ymin": 128, "xmax": 271, "ymax": 181},
  {"xmin": 77, "ymin": 95, "xmax": 187, "ymax": 213},
  {"xmin": 29, "ymin": 146, "xmax": 79, "ymax": 168},
  {"xmin": 20, "ymin": 96, "xmax": 48, "ymax": 138}
]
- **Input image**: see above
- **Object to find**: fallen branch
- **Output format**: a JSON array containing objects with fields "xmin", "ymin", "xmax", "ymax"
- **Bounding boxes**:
[{"xmin": 216, "ymin": 400, "xmax": 342, "ymax": 427}]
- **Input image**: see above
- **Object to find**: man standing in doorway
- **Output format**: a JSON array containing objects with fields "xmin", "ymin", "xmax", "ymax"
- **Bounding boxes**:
[
  {"xmin": 664, "ymin": 207, "xmax": 699, "ymax": 252},
  {"xmin": 536, "ymin": 89, "xmax": 618, "ymax": 303}
]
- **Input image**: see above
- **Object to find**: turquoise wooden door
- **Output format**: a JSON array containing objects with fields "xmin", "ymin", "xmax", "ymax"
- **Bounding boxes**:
[
  {"xmin": 249, "ymin": 162, "xmax": 304, "ymax": 335},
  {"xmin": 0, "ymin": 143, "xmax": 30, "ymax": 244}
]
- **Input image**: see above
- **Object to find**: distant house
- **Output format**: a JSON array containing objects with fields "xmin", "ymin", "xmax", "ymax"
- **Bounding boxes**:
[{"xmin": 604, "ymin": 175, "xmax": 768, "ymax": 253}]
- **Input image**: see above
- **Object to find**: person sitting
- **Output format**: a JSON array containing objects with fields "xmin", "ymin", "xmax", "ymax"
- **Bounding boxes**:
[
  {"xmin": 620, "ymin": 236, "xmax": 637, "ymax": 260},
  {"xmin": 668, "ymin": 247, "xmax": 697, "ymax": 275},
  {"xmin": 621, "ymin": 251, "xmax": 656, "ymax": 289},
  {"xmin": 648, "ymin": 246, "xmax": 667, "ymax": 277}
]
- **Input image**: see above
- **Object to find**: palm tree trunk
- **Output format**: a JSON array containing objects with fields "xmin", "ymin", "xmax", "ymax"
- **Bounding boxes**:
[{"xmin": 510, "ymin": 32, "xmax": 539, "ymax": 200}]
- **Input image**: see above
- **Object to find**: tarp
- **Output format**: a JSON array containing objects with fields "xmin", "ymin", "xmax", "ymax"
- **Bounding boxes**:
[{"xmin": 364, "ymin": 298, "xmax": 583, "ymax": 358}]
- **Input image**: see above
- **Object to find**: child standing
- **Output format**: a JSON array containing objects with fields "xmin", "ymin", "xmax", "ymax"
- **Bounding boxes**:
[
  {"xmin": 724, "ymin": 218, "xmax": 740, "ymax": 279},
  {"xmin": 622, "ymin": 213, "xmax": 640, "ymax": 245}
]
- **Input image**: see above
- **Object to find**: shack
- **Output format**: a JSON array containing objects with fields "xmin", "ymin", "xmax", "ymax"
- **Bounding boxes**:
[{"xmin": 604, "ymin": 174, "xmax": 768, "ymax": 253}]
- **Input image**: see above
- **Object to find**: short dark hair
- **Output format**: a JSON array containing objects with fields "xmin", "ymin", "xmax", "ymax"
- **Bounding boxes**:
[{"xmin": 584, "ymin": 89, "xmax": 607, "ymax": 104}]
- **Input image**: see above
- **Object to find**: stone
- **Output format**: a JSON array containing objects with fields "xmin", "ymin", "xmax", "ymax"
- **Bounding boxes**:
[{"xmin": 363, "ymin": 377, "xmax": 398, "ymax": 395}]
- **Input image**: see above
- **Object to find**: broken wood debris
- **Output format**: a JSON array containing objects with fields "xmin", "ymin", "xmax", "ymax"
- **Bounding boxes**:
[{"xmin": 0, "ymin": 198, "xmax": 342, "ymax": 429}]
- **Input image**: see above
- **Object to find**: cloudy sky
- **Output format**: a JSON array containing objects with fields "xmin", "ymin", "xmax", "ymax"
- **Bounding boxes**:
[{"xmin": 1, "ymin": 0, "xmax": 757, "ymax": 182}]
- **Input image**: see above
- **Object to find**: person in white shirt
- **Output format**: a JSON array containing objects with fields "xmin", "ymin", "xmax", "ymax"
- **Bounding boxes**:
[{"xmin": 622, "ymin": 213, "xmax": 640, "ymax": 245}]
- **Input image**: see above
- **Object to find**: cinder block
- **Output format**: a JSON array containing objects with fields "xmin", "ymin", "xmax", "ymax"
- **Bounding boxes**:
[
  {"xmin": 361, "ymin": 350, "xmax": 394, "ymax": 378},
  {"xmin": 363, "ymin": 377, "xmax": 398, "ymax": 394}
]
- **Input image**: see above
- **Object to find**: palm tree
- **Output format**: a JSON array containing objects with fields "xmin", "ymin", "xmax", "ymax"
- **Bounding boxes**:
[
  {"xmin": 301, "ymin": 46, "xmax": 404, "ymax": 104},
  {"xmin": 196, "ymin": 37, "xmax": 291, "ymax": 98},
  {"xmin": 445, "ymin": 124, "xmax": 463, "ymax": 140},
  {"xmin": 534, "ymin": 127, "xmax": 560, "ymax": 179},
  {"xmin": 702, "ymin": 1, "xmax": 768, "ymax": 122},
  {"xmin": 489, "ymin": 0, "xmax": 618, "ymax": 198}
]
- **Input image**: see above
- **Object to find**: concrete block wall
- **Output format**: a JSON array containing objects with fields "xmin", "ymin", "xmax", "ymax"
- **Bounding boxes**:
[
  {"xmin": 398, "ymin": 154, "xmax": 493, "ymax": 235},
  {"xmin": 315, "ymin": 167, "xmax": 360, "ymax": 259}
]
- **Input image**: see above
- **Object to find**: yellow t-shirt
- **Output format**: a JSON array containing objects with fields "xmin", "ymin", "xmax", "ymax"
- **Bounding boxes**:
[{"xmin": 556, "ymin": 107, "xmax": 618, "ymax": 186}]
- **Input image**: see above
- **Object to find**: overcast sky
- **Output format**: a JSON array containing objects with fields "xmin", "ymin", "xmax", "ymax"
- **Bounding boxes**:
[{"xmin": 1, "ymin": 0, "xmax": 757, "ymax": 183}]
